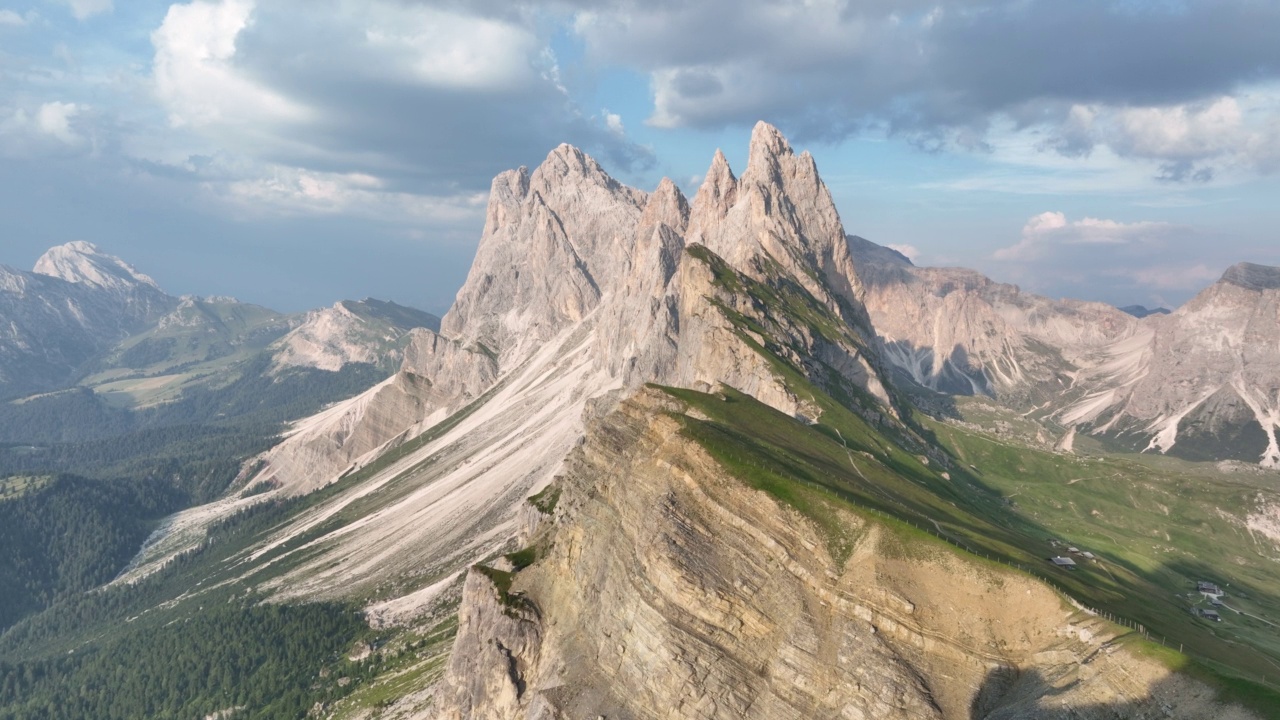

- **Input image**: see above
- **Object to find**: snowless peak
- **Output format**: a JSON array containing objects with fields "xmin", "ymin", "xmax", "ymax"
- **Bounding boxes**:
[
  {"xmin": 528, "ymin": 142, "xmax": 640, "ymax": 203},
  {"xmin": 642, "ymin": 177, "xmax": 690, "ymax": 234},
  {"xmin": 845, "ymin": 235, "xmax": 914, "ymax": 267},
  {"xmin": 691, "ymin": 149, "xmax": 739, "ymax": 221},
  {"xmin": 1220, "ymin": 262, "xmax": 1280, "ymax": 291},
  {"xmin": 746, "ymin": 120, "xmax": 793, "ymax": 176},
  {"xmin": 33, "ymin": 241, "xmax": 162, "ymax": 293},
  {"xmin": 543, "ymin": 143, "xmax": 602, "ymax": 180}
]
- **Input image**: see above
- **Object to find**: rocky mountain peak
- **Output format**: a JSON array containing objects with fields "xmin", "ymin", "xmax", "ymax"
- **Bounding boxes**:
[
  {"xmin": 846, "ymin": 235, "xmax": 914, "ymax": 267},
  {"xmin": 641, "ymin": 177, "xmax": 690, "ymax": 235},
  {"xmin": 744, "ymin": 120, "xmax": 794, "ymax": 179},
  {"xmin": 689, "ymin": 149, "xmax": 739, "ymax": 225},
  {"xmin": 1220, "ymin": 262, "xmax": 1280, "ymax": 291},
  {"xmin": 685, "ymin": 122, "xmax": 865, "ymax": 332},
  {"xmin": 33, "ymin": 241, "xmax": 163, "ymax": 294},
  {"xmin": 440, "ymin": 141, "xmax": 646, "ymax": 354}
]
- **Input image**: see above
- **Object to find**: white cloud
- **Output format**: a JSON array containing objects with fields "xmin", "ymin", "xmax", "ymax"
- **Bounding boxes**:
[
  {"xmin": 603, "ymin": 109, "xmax": 624, "ymax": 135},
  {"xmin": 994, "ymin": 211, "xmax": 1172, "ymax": 261},
  {"xmin": 0, "ymin": 9, "xmax": 30, "ymax": 26},
  {"xmin": 151, "ymin": 0, "xmax": 310, "ymax": 128},
  {"xmin": 218, "ymin": 163, "xmax": 487, "ymax": 222},
  {"xmin": 1043, "ymin": 91, "xmax": 1280, "ymax": 179},
  {"xmin": 60, "ymin": 0, "xmax": 113, "ymax": 20},
  {"xmin": 888, "ymin": 243, "xmax": 920, "ymax": 262},
  {"xmin": 35, "ymin": 102, "xmax": 82, "ymax": 144},
  {"xmin": 362, "ymin": 6, "xmax": 538, "ymax": 91},
  {"xmin": 977, "ymin": 210, "xmax": 1230, "ymax": 305}
]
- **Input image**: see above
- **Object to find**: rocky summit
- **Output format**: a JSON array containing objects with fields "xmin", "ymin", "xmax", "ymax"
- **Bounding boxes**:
[{"xmin": 98, "ymin": 123, "xmax": 1275, "ymax": 720}]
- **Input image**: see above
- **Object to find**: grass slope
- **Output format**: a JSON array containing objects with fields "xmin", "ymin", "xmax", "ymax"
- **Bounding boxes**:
[{"xmin": 669, "ymin": 246, "xmax": 1280, "ymax": 716}]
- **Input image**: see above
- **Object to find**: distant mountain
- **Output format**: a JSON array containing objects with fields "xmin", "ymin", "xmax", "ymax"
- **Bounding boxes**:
[
  {"xmin": 1080, "ymin": 262, "xmax": 1280, "ymax": 466},
  {"xmin": 0, "ymin": 242, "xmax": 177, "ymax": 399},
  {"xmin": 0, "ymin": 242, "xmax": 441, "ymax": 407},
  {"xmin": 270, "ymin": 298, "xmax": 440, "ymax": 373},
  {"xmin": 1118, "ymin": 304, "xmax": 1171, "ymax": 318},
  {"xmin": 850, "ymin": 238, "xmax": 1280, "ymax": 467},
  {"xmin": 849, "ymin": 240, "xmax": 1139, "ymax": 403}
]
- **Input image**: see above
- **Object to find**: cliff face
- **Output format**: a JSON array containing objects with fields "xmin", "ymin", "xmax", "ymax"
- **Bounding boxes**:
[
  {"xmin": 852, "ymin": 238, "xmax": 1280, "ymax": 467},
  {"xmin": 1113, "ymin": 263, "xmax": 1280, "ymax": 467},
  {"xmin": 435, "ymin": 389, "xmax": 1256, "ymax": 720},
  {"xmin": 849, "ymin": 237, "xmax": 1142, "ymax": 404},
  {"xmin": 241, "ymin": 121, "xmax": 893, "ymax": 499}
]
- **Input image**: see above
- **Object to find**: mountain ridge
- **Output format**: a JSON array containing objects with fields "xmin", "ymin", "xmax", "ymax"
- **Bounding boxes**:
[{"xmin": 848, "ymin": 235, "xmax": 1280, "ymax": 467}]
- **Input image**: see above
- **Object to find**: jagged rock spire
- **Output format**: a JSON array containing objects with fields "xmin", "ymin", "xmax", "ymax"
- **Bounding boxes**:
[{"xmin": 686, "ymin": 121, "xmax": 866, "ymax": 323}]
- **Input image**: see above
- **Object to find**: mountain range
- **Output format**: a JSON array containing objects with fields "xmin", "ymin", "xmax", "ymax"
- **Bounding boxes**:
[
  {"xmin": 0, "ymin": 241, "xmax": 439, "ymax": 405},
  {"xmin": 2, "ymin": 125, "xmax": 1280, "ymax": 719},
  {"xmin": 850, "ymin": 242, "xmax": 1280, "ymax": 468}
]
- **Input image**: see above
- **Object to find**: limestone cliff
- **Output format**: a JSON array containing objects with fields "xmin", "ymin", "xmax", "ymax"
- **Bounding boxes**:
[
  {"xmin": 240, "ymin": 122, "xmax": 894, "ymax": 499},
  {"xmin": 434, "ymin": 389, "xmax": 1257, "ymax": 720},
  {"xmin": 851, "ymin": 237, "xmax": 1280, "ymax": 467},
  {"xmin": 849, "ymin": 235, "xmax": 1141, "ymax": 403}
]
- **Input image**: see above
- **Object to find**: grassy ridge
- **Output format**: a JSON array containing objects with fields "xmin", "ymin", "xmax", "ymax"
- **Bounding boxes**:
[{"xmin": 675, "ymin": 246, "xmax": 1280, "ymax": 715}]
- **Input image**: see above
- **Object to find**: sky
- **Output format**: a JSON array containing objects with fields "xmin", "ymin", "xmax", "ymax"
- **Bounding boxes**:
[{"xmin": 2, "ymin": 0, "xmax": 1279, "ymax": 314}]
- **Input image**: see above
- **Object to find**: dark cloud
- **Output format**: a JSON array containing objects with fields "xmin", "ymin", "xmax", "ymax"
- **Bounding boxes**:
[
  {"xmin": 1156, "ymin": 161, "xmax": 1214, "ymax": 183},
  {"xmin": 574, "ymin": 0, "xmax": 1280, "ymax": 170}
]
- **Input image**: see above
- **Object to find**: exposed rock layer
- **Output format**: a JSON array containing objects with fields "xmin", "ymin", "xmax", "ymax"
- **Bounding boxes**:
[
  {"xmin": 435, "ymin": 390, "xmax": 1256, "ymax": 720},
  {"xmin": 850, "ymin": 240, "xmax": 1280, "ymax": 466}
]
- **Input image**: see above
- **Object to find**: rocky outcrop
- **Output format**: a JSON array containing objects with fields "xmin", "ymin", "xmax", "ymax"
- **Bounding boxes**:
[
  {"xmin": 270, "ymin": 298, "xmax": 439, "ymax": 373},
  {"xmin": 245, "ymin": 329, "xmax": 498, "ymax": 496},
  {"xmin": 434, "ymin": 389, "xmax": 1257, "ymax": 720},
  {"xmin": 442, "ymin": 146, "xmax": 648, "ymax": 363}
]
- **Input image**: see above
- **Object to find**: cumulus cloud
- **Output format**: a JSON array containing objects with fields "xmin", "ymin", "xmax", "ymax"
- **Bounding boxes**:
[
  {"xmin": 981, "ymin": 211, "xmax": 1231, "ymax": 305},
  {"xmin": 35, "ymin": 101, "xmax": 81, "ymax": 143},
  {"xmin": 994, "ymin": 211, "xmax": 1172, "ymax": 261},
  {"xmin": 1043, "ymin": 94, "xmax": 1280, "ymax": 179},
  {"xmin": 0, "ymin": 101, "xmax": 87, "ymax": 151},
  {"xmin": 151, "ymin": 0, "xmax": 311, "ymax": 129},
  {"xmin": 602, "ymin": 109, "xmax": 624, "ymax": 135},
  {"xmin": 144, "ymin": 0, "xmax": 653, "ymax": 210},
  {"xmin": 570, "ymin": 0, "xmax": 1280, "ymax": 177}
]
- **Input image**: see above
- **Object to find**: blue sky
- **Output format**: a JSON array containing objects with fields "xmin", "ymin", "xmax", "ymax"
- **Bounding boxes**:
[{"xmin": 2, "ymin": 0, "xmax": 1279, "ymax": 314}]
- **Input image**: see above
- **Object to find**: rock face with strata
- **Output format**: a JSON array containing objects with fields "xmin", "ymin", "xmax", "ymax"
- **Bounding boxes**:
[
  {"xmin": 434, "ymin": 389, "xmax": 1256, "ymax": 720},
  {"xmin": 850, "ymin": 238, "xmax": 1280, "ymax": 467},
  {"xmin": 849, "ymin": 236, "xmax": 1141, "ymax": 403}
]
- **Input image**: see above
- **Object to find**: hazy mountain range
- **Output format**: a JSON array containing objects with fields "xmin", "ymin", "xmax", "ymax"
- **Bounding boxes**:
[{"xmin": 0, "ymin": 241, "xmax": 439, "ymax": 404}]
